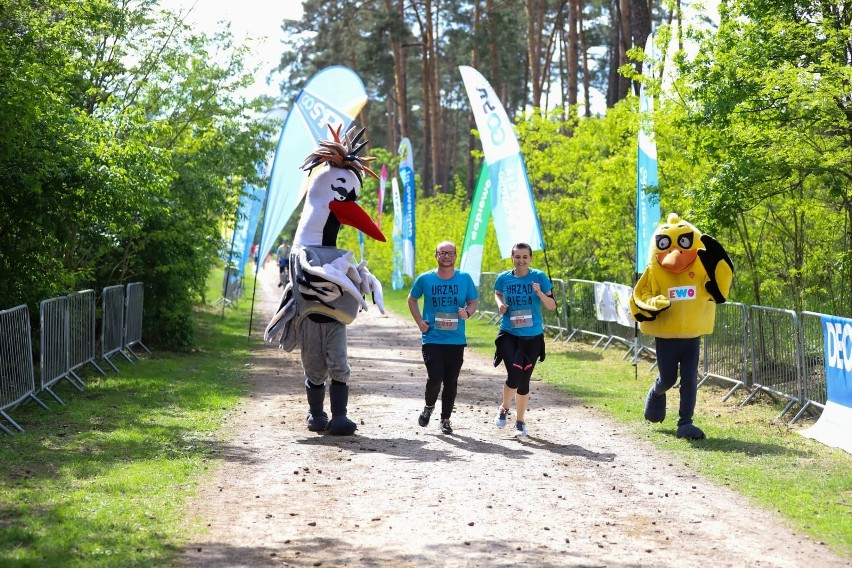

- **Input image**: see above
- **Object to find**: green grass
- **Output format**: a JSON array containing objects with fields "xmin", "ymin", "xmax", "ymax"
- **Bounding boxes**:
[
  {"xmin": 384, "ymin": 288, "xmax": 852, "ymax": 557},
  {"xmin": 0, "ymin": 268, "xmax": 255, "ymax": 567}
]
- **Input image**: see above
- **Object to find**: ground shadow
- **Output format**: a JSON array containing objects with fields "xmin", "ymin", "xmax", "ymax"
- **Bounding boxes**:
[
  {"xmin": 179, "ymin": 535, "xmax": 627, "ymax": 568},
  {"xmin": 520, "ymin": 434, "xmax": 616, "ymax": 462},
  {"xmin": 295, "ymin": 434, "xmax": 470, "ymax": 463}
]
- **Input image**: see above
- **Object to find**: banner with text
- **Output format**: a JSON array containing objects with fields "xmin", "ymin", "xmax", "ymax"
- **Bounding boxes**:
[
  {"xmin": 459, "ymin": 65, "xmax": 543, "ymax": 259},
  {"xmin": 257, "ymin": 66, "xmax": 367, "ymax": 272},
  {"xmin": 799, "ymin": 314, "xmax": 852, "ymax": 454},
  {"xmin": 399, "ymin": 137, "xmax": 416, "ymax": 278},
  {"xmin": 459, "ymin": 162, "xmax": 492, "ymax": 286},
  {"xmin": 635, "ymin": 34, "xmax": 661, "ymax": 274},
  {"xmin": 391, "ymin": 177, "xmax": 405, "ymax": 290}
]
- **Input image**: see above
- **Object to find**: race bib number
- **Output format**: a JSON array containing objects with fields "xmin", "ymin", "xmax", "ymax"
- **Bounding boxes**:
[
  {"xmin": 509, "ymin": 309, "xmax": 533, "ymax": 329},
  {"xmin": 435, "ymin": 312, "xmax": 459, "ymax": 331}
]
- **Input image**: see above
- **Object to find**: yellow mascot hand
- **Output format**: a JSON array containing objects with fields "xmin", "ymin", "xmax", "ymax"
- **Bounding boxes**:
[
  {"xmin": 629, "ymin": 293, "xmax": 671, "ymax": 322},
  {"xmin": 698, "ymin": 234, "xmax": 734, "ymax": 303}
]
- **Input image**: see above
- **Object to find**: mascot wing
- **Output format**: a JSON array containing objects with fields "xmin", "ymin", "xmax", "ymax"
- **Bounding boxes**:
[
  {"xmin": 697, "ymin": 234, "xmax": 734, "ymax": 303},
  {"xmin": 355, "ymin": 260, "xmax": 385, "ymax": 314},
  {"xmin": 629, "ymin": 268, "xmax": 671, "ymax": 322},
  {"xmin": 264, "ymin": 283, "xmax": 300, "ymax": 351},
  {"xmin": 299, "ymin": 250, "xmax": 371, "ymax": 311}
]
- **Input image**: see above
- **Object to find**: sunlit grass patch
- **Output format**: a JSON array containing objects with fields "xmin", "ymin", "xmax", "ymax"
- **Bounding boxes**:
[{"xmin": 0, "ymin": 267, "xmax": 256, "ymax": 567}]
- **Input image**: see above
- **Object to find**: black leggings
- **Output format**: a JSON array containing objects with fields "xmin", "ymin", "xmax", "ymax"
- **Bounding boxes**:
[
  {"xmin": 422, "ymin": 343, "xmax": 465, "ymax": 420},
  {"xmin": 496, "ymin": 333, "xmax": 543, "ymax": 396}
]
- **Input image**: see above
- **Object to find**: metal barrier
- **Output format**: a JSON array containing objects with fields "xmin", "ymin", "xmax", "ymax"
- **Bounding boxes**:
[
  {"xmin": 215, "ymin": 265, "xmax": 243, "ymax": 307},
  {"xmin": 69, "ymin": 289, "xmax": 105, "ymax": 380},
  {"xmin": 627, "ymin": 331, "xmax": 657, "ymax": 369},
  {"xmin": 0, "ymin": 305, "xmax": 49, "ymax": 433},
  {"xmin": 124, "ymin": 282, "xmax": 151, "ymax": 359},
  {"xmin": 39, "ymin": 296, "xmax": 83, "ymax": 405},
  {"xmin": 477, "ymin": 272, "xmax": 500, "ymax": 324},
  {"xmin": 543, "ymin": 278, "xmax": 568, "ymax": 339},
  {"xmin": 794, "ymin": 311, "xmax": 829, "ymax": 423},
  {"xmin": 700, "ymin": 302, "xmax": 749, "ymax": 401},
  {"xmin": 564, "ymin": 279, "xmax": 609, "ymax": 346},
  {"xmin": 743, "ymin": 306, "xmax": 802, "ymax": 418},
  {"xmin": 603, "ymin": 320, "xmax": 636, "ymax": 352},
  {"xmin": 101, "ymin": 285, "xmax": 132, "ymax": 371}
]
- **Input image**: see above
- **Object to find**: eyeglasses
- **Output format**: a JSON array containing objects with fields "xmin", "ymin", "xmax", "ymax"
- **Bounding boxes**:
[{"xmin": 436, "ymin": 251, "xmax": 456, "ymax": 257}]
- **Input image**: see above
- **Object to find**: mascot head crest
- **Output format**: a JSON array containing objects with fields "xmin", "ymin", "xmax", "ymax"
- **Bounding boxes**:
[{"xmin": 301, "ymin": 124, "xmax": 379, "ymax": 183}]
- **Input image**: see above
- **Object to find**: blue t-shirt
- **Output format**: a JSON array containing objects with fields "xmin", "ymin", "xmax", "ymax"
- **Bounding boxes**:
[
  {"xmin": 494, "ymin": 268, "xmax": 553, "ymax": 336},
  {"xmin": 410, "ymin": 270, "xmax": 478, "ymax": 345}
]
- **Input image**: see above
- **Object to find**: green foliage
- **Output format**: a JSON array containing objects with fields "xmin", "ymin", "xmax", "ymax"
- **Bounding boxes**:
[
  {"xmin": 0, "ymin": 1, "xmax": 273, "ymax": 346},
  {"xmin": 677, "ymin": 0, "xmax": 852, "ymax": 313}
]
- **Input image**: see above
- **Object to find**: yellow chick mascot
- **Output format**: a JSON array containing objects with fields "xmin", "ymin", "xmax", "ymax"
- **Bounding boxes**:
[{"xmin": 630, "ymin": 213, "xmax": 733, "ymax": 439}]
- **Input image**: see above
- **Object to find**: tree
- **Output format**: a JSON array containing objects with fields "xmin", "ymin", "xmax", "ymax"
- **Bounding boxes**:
[
  {"xmin": 678, "ymin": 0, "xmax": 852, "ymax": 314},
  {"xmin": 0, "ymin": 0, "xmax": 272, "ymax": 346}
]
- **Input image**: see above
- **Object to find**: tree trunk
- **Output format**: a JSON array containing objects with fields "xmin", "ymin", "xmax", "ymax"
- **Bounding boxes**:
[
  {"xmin": 386, "ymin": 0, "xmax": 409, "ymax": 141},
  {"xmin": 578, "ymin": 1, "xmax": 592, "ymax": 116},
  {"xmin": 630, "ymin": 0, "xmax": 652, "ymax": 95},
  {"xmin": 425, "ymin": 0, "xmax": 444, "ymax": 193},
  {"xmin": 607, "ymin": 0, "xmax": 631, "ymax": 106},
  {"xmin": 467, "ymin": 0, "xmax": 482, "ymax": 198},
  {"xmin": 413, "ymin": 0, "xmax": 433, "ymax": 194},
  {"xmin": 526, "ymin": 0, "xmax": 545, "ymax": 109},
  {"xmin": 486, "ymin": 0, "xmax": 501, "ymax": 101},
  {"xmin": 567, "ymin": 0, "xmax": 579, "ymax": 110}
]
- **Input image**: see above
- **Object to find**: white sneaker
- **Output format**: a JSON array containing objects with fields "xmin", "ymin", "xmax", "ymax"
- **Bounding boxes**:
[
  {"xmin": 514, "ymin": 421, "xmax": 528, "ymax": 437},
  {"xmin": 495, "ymin": 406, "xmax": 509, "ymax": 428}
]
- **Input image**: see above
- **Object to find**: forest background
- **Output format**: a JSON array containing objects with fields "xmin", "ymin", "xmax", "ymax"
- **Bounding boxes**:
[{"xmin": 1, "ymin": 0, "xmax": 851, "ymax": 349}]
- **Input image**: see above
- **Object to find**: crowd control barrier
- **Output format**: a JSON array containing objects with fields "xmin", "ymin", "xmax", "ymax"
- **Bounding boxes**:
[
  {"xmin": 69, "ymin": 290, "xmax": 105, "ymax": 380},
  {"xmin": 742, "ymin": 306, "xmax": 802, "ymax": 418},
  {"xmin": 39, "ymin": 296, "xmax": 84, "ymax": 405},
  {"xmin": 700, "ymin": 302, "xmax": 749, "ymax": 401},
  {"xmin": 101, "ymin": 285, "xmax": 132, "ymax": 371},
  {"xmin": 476, "ymin": 272, "xmax": 500, "ymax": 323},
  {"xmin": 0, "ymin": 305, "xmax": 50, "ymax": 433},
  {"xmin": 564, "ymin": 279, "xmax": 609, "ymax": 346},
  {"xmin": 795, "ymin": 312, "xmax": 829, "ymax": 423},
  {"xmin": 124, "ymin": 282, "xmax": 151, "ymax": 359}
]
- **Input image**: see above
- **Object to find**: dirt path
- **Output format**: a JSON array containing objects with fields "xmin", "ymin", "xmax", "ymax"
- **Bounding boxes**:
[{"xmin": 180, "ymin": 264, "xmax": 848, "ymax": 567}]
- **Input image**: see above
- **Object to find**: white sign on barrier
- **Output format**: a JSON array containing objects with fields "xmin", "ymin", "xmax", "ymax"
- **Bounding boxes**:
[{"xmin": 594, "ymin": 282, "xmax": 633, "ymax": 328}]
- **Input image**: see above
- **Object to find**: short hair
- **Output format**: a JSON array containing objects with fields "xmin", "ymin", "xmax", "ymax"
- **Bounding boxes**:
[
  {"xmin": 435, "ymin": 240, "xmax": 456, "ymax": 254},
  {"xmin": 511, "ymin": 242, "xmax": 532, "ymax": 255}
]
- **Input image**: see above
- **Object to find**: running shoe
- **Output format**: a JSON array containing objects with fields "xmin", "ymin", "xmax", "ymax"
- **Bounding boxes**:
[
  {"xmin": 514, "ymin": 420, "xmax": 528, "ymax": 437},
  {"xmin": 418, "ymin": 405, "xmax": 434, "ymax": 427},
  {"xmin": 440, "ymin": 419, "xmax": 453, "ymax": 434},
  {"xmin": 495, "ymin": 406, "xmax": 509, "ymax": 428}
]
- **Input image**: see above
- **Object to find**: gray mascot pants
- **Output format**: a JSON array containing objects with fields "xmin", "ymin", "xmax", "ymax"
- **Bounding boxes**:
[{"xmin": 299, "ymin": 317, "xmax": 351, "ymax": 386}]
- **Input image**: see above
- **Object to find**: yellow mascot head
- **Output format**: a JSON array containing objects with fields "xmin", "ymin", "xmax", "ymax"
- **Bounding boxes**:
[{"xmin": 651, "ymin": 213, "xmax": 701, "ymax": 274}]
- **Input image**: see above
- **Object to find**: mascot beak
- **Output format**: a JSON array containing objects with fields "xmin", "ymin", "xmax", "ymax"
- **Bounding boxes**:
[
  {"xmin": 657, "ymin": 248, "xmax": 698, "ymax": 273},
  {"xmin": 329, "ymin": 200, "xmax": 386, "ymax": 242}
]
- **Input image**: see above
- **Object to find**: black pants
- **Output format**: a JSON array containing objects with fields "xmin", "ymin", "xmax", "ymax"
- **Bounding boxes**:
[
  {"xmin": 653, "ymin": 337, "xmax": 700, "ymax": 426},
  {"xmin": 422, "ymin": 343, "xmax": 465, "ymax": 420}
]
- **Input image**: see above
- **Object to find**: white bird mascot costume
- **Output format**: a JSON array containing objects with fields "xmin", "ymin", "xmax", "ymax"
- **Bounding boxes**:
[{"xmin": 265, "ymin": 124, "xmax": 385, "ymax": 435}]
